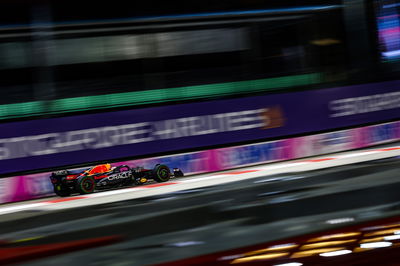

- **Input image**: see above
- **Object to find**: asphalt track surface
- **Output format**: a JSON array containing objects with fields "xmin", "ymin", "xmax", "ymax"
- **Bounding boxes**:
[{"xmin": 0, "ymin": 144, "xmax": 400, "ymax": 265}]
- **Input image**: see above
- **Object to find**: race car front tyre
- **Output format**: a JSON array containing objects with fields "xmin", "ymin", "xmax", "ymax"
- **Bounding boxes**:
[
  {"xmin": 76, "ymin": 176, "xmax": 96, "ymax": 194},
  {"xmin": 153, "ymin": 164, "xmax": 171, "ymax": 182},
  {"xmin": 54, "ymin": 184, "xmax": 71, "ymax": 197}
]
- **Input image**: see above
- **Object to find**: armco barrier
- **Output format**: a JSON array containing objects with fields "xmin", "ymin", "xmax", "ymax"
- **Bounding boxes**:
[{"xmin": 0, "ymin": 120, "xmax": 399, "ymax": 204}]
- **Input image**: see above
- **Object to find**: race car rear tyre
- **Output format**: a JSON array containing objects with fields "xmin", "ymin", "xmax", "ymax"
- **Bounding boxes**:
[
  {"xmin": 76, "ymin": 176, "xmax": 96, "ymax": 194},
  {"xmin": 54, "ymin": 184, "xmax": 71, "ymax": 197},
  {"xmin": 153, "ymin": 164, "xmax": 171, "ymax": 182}
]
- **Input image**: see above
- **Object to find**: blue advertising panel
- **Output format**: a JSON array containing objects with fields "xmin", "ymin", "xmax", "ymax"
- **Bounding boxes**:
[{"xmin": 1, "ymin": 79, "xmax": 400, "ymax": 174}]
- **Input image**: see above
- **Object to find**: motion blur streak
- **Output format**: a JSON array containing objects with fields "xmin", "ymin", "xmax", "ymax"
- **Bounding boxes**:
[
  {"xmin": 319, "ymin": 249, "xmax": 352, "ymax": 257},
  {"xmin": 0, "ymin": 0, "xmax": 399, "ymax": 265}
]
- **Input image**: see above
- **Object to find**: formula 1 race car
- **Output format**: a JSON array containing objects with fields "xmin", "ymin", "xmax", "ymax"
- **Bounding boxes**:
[{"xmin": 50, "ymin": 163, "xmax": 184, "ymax": 197}]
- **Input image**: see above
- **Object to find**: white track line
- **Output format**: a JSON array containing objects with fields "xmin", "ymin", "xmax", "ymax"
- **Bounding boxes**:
[{"xmin": 0, "ymin": 203, "xmax": 48, "ymax": 215}]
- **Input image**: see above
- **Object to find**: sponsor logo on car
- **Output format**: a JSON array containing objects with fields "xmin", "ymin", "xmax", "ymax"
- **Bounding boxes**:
[
  {"xmin": 107, "ymin": 171, "xmax": 132, "ymax": 181},
  {"xmin": 53, "ymin": 170, "xmax": 68, "ymax": 176}
]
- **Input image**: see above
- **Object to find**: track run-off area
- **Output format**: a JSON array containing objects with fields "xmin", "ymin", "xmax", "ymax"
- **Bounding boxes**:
[{"xmin": 0, "ymin": 144, "xmax": 399, "ymax": 216}]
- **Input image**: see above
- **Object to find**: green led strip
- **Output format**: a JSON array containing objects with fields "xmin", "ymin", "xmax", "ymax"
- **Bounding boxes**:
[{"xmin": 0, "ymin": 73, "xmax": 321, "ymax": 120}]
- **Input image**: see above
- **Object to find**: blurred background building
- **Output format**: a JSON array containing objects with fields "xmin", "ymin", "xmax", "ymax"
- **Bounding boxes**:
[{"xmin": 0, "ymin": 0, "xmax": 392, "ymax": 118}]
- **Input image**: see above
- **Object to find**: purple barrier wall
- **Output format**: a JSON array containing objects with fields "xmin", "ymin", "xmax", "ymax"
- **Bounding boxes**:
[
  {"xmin": 0, "ymin": 80, "xmax": 400, "ymax": 174},
  {"xmin": 1, "ymin": 121, "xmax": 399, "ymax": 204}
]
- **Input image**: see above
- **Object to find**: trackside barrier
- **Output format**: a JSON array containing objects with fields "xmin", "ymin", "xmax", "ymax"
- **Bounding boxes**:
[{"xmin": 0, "ymin": 120, "xmax": 399, "ymax": 204}]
